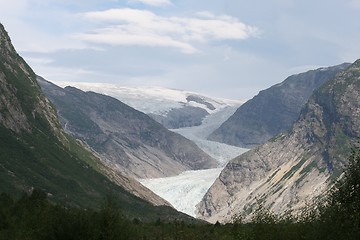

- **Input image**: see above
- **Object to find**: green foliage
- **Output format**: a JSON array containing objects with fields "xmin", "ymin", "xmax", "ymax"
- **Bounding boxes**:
[
  {"xmin": 316, "ymin": 146, "xmax": 360, "ymax": 239},
  {"xmin": 1, "ymin": 158, "xmax": 360, "ymax": 240},
  {"xmin": 0, "ymin": 123, "xmax": 197, "ymax": 222}
]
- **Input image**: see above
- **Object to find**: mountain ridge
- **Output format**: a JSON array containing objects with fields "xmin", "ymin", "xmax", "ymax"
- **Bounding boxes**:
[
  {"xmin": 208, "ymin": 63, "xmax": 351, "ymax": 148},
  {"xmin": 0, "ymin": 22, "xmax": 195, "ymax": 221},
  {"xmin": 37, "ymin": 77, "xmax": 218, "ymax": 178},
  {"xmin": 196, "ymin": 59, "xmax": 360, "ymax": 223}
]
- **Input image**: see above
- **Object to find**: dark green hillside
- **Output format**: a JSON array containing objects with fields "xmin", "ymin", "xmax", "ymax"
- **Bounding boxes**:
[
  {"xmin": 0, "ymin": 126, "xmax": 190, "ymax": 221},
  {"xmin": 0, "ymin": 23, "xmax": 193, "ymax": 221}
]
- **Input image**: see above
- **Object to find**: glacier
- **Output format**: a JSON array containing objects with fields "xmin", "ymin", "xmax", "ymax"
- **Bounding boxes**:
[
  {"xmin": 53, "ymin": 82, "xmax": 242, "ymax": 116},
  {"xmin": 52, "ymin": 81, "xmax": 248, "ymax": 217},
  {"xmin": 140, "ymin": 168, "xmax": 224, "ymax": 217},
  {"xmin": 140, "ymin": 106, "xmax": 248, "ymax": 217}
]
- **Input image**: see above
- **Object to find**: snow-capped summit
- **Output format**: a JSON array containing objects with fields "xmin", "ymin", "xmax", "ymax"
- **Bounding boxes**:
[{"xmin": 53, "ymin": 82, "xmax": 242, "ymax": 129}]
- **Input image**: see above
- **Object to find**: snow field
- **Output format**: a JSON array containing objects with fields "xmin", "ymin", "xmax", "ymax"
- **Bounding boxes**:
[{"xmin": 53, "ymin": 82, "xmax": 242, "ymax": 115}]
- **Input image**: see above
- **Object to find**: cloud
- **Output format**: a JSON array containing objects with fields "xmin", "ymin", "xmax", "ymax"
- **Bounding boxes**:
[
  {"xmin": 76, "ymin": 8, "xmax": 259, "ymax": 53},
  {"xmin": 127, "ymin": 0, "xmax": 172, "ymax": 7}
]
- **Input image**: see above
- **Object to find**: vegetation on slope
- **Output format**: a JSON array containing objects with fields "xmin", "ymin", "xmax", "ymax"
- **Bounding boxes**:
[
  {"xmin": 0, "ymin": 22, "xmax": 193, "ymax": 222},
  {"xmin": 1, "ymin": 147, "xmax": 359, "ymax": 239}
]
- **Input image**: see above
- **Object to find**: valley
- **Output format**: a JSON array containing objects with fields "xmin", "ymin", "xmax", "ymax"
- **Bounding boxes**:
[
  {"xmin": 173, "ymin": 104, "xmax": 249, "ymax": 167},
  {"xmin": 1, "ymin": 2, "xmax": 360, "ymax": 238},
  {"xmin": 41, "ymin": 62, "xmax": 359, "ymax": 223},
  {"xmin": 140, "ymin": 106, "xmax": 249, "ymax": 216},
  {"xmin": 56, "ymin": 81, "xmax": 249, "ymax": 216}
]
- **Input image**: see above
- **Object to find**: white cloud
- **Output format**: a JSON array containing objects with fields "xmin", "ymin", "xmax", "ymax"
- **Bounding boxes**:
[
  {"xmin": 76, "ymin": 8, "xmax": 259, "ymax": 53},
  {"xmin": 127, "ymin": 0, "xmax": 172, "ymax": 7},
  {"xmin": 76, "ymin": 26, "xmax": 197, "ymax": 54}
]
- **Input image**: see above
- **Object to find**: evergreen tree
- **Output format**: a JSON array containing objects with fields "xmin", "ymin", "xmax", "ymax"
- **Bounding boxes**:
[{"xmin": 319, "ymin": 146, "xmax": 360, "ymax": 239}]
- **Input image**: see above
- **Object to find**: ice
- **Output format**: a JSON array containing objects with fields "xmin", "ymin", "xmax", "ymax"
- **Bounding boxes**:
[
  {"xmin": 172, "ymin": 105, "xmax": 248, "ymax": 166},
  {"xmin": 52, "ymin": 82, "xmax": 242, "ymax": 115},
  {"xmin": 141, "ymin": 106, "xmax": 249, "ymax": 217},
  {"xmin": 140, "ymin": 168, "xmax": 224, "ymax": 217}
]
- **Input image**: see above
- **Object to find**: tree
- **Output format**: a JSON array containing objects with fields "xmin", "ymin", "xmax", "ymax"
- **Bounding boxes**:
[
  {"xmin": 319, "ymin": 146, "xmax": 360, "ymax": 239},
  {"xmin": 97, "ymin": 195, "xmax": 133, "ymax": 240}
]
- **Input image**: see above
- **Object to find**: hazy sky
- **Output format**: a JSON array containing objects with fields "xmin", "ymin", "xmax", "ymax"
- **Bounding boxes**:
[{"xmin": 1, "ymin": 0, "xmax": 360, "ymax": 100}]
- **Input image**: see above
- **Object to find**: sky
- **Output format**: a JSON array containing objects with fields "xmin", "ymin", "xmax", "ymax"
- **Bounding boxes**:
[{"xmin": 1, "ymin": 0, "xmax": 360, "ymax": 100}]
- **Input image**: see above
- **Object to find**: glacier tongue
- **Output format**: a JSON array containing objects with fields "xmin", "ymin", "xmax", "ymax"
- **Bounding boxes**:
[
  {"xmin": 140, "ymin": 106, "xmax": 249, "ymax": 217},
  {"xmin": 172, "ymin": 105, "xmax": 248, "ymax": 167},
  {"xmin": 140, "ymin": 168, "xmax": 224, "ymax": 217}
]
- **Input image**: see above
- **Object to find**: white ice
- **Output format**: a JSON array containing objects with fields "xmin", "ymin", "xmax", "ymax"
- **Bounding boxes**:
[
  {"xmin": 53, "ymin": 82, "xmax": 242, "ymax": 115},
  {"xmin": 141, "ymin": 106, "xmax": 249, "ymax": 217},
  {"xmin": 139, "ymin": 168, "xmax": 224, "ymax": 217}
]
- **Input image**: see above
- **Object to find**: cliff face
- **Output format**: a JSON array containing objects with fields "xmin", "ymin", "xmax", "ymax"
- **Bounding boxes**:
[
  {"xmin": 208, "ymin": 63, "xmax": 350, "ymax": 148},
  {"xmin": 0, "ymin": 23, "xmax": 180, "ymax": 215},
  {"xmin": 197, "ymin": 60, "xmax": 360, "ymax": 223},
  {"xmin": 0, "ymin": 24, "xmax": 63, "ymax": 138},
  {"xmin": 37, "ymin": 77, "xmax": 217, "ymax": 178}
]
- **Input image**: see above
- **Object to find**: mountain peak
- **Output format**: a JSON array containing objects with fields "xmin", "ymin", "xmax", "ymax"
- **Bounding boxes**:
[
  {"xmin": 0, "ymin": 23, "xmax": 69, "ymax": 142},
  {"xmin": 0, "ymin": 23, "xmax": 16, "ymax": 55}
]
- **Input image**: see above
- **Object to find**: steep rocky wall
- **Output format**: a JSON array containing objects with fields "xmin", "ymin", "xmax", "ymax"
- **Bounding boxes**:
[
  {"xmin": 209, "ymin": 63, "xmax": 350, "ymax": 148},
  {"xmin": 197, "ymin": 60, "xmax": 360, "ymax": 223}
]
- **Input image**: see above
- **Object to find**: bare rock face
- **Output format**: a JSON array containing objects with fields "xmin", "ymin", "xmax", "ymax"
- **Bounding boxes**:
[
  {"xmin": 209, "ymin": 63, "xmax": 350, "ymax": 148},
  {"xmin": 148, "ymin": 95, "xmax": 217, "ymax": 129},
  {"xmin": 148, "ymin": 106, "xmax": 209, "ymax": 129},
  {"xmin": 0, "ymin": 24, "xmax": 41, "ymax": 133},
  {"xmin": 0, "ymin": 24, "xmax": 66, "ymax": 140},
  {"xmin": 38, "ymin": 77, "xmax": 217, "ymax": 178},
  {"xmin": 197, "ymin": 60, "xmax": 360, "ymax": 223},
  {"xmin": 0, "ymin": 73, "xmax": 31, "ymax": 133}
]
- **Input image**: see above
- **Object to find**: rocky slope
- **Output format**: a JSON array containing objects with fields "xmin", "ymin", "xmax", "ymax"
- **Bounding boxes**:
[
  {"xmin": 37, "ymin": 77, "xmax": 217, "ymax": 178},
  {"xmin": 209, "ymin": 63, "xmax": 350, "ymax": 148},
  {"xmin": 0, "ymin": 23, "xmax": 195, "ymax": 220},
  {"xmin": 197, "ymin": 59, "xmax": 360, "ymax": 223}
]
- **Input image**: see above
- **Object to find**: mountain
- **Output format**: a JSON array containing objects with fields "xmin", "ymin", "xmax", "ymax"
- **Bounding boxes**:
[
  {"xmin": 53, "ymin": 82, "xmax": 242, "ymax": 129},
  {"xmin": 0, "ymin": 23, "xmax": 194, "ymax": 221},
  {"xmin": 37, "ymin": 77, "xmax": 217, "ymax": 178},
  {"xmin": 196, "ymin": 59, "xmax": 360, "ymax": 223},
  {"xmin": 208, "ymin": 63, "xmax": 350, "ymax": 148}
]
